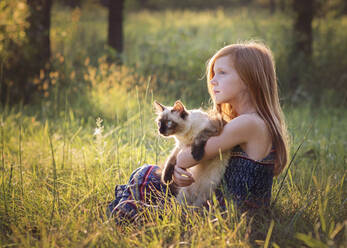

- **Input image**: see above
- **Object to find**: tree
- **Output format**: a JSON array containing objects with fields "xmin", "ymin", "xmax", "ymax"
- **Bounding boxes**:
[
  {"xmin": 139, "ymin": 0, "xmax": 149, "ymax": 9},
  {"xmin": 269, "ymin": 0, "xmax": 276, "ymax": 14},
  {"xmin": 108, "ymin": 0, "xmax": 124, "ymax": 62},
  {"xmin": 292, "ymin": 0, "xmax": 315, "ymax": 59},
  {"xmin": 26, "ymin": 0, "xmax": 52, "ymax": 73},
  {"xmin": 289, "ymin": 0, "xmax": 315, "ymax": 93}
]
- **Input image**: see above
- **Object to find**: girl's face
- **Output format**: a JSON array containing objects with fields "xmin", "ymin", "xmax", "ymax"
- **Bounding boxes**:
[{"xmin": 210, "ymin": 56, "xmax": 248, "ymax": 105}]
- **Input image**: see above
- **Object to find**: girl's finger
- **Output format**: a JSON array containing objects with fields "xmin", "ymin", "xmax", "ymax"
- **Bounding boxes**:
[
  {"xmin": 173, "ymin": 168, "xmax": 194, "ymax": 187},
  {"xmin": 173, "ymin": 176, "xmax": 193, "ymax": 187},
  {"xmin": 175, "ymin": 167, "xmax": 193, "ymax": 178}
]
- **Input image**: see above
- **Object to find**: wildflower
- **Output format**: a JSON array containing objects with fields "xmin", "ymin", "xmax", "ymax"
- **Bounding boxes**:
[{"xmin": 94, "ymin": 127, "xmax": 102, "ymax": 136}]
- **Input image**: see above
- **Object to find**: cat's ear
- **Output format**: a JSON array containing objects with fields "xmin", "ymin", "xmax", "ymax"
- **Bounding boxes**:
[
  {"xmin": 172, "ymin": 100, "xmax": 188, "ymax": 119},
  {"xmin": 154, "ymin": 101, "xmax": 166, "ymax": 113}
]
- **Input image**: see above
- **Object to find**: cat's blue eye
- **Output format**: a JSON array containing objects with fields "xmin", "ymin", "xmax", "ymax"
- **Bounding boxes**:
[
  {"xmin": 167, "ymin": 120, "xmax": 172, "ymax": 127},
  {"xmin": 157, "ymin": 121, "xmax": 161, "ymax": 127}
]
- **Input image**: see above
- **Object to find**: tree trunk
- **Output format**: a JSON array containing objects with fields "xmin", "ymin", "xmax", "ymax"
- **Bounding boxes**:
[
  {"xmin": 27, "ymin": 0, "xmax": 52, "ymax": 70},
  {"xmin": 293, "ymin": 0, "xmax": 314, "ymax": 58},
  {"xmin": 279, "ymin": 0, "xmax": 286, "ymax": 12},
  {"xmin": 139, "ymin": 0, "xmax": 149, "ymax": 8},
  {"xmin": 288, "ymin": 0, "xmax": 315, "ymax": 94},
  {"xmin": 269, "ymin": 0, "xmax": 276, "ymax": 14},
  {"xmin": 108, "ymin": 0, "xmax": 124, "ymax": 57},
  {"xmin": 24, "ymin": 0, "xmax": 52, "ymax": 102}
]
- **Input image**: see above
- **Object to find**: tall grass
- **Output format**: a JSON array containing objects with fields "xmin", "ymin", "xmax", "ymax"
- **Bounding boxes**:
[
  {"xmin": 0, "ymin": 3, "xmax": 346, "ymax": 247},
  {"xmin": 0, "ymin": 86, "xmax": 345, "ymax": 247}
]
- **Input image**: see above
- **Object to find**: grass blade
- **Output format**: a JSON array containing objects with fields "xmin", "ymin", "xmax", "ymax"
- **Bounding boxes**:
[
  {"xmin": 272, "ymin": 124, "xmax": 313, "ymax": 206},
  {"xmin": 264, "ymin": 220, "xmax": 275, "ymax": 248},
  {"xmin": 18, "ymin": 121, "xmax": 23, "ymax": 198},
  {"xmin": 48, "ymin": 127, "xmax": 58, "ymax": 226}
]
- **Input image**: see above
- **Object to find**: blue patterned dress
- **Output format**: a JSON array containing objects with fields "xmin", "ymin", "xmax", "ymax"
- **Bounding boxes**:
[
  {"xmin": 107, "ymin": 145, "xmax": 275, "ymax": 222},
  {"xmin": 215, "ymin": 145, "xmax": 275, "ymax": 210},
  {"xmin": 106, "ymin": 164, "xmax": 171, "ymax": 223}
]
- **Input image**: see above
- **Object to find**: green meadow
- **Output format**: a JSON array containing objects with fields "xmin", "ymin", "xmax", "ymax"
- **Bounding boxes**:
[{"xmin": 0, "ymin": 3, "xmax": 346, "ymax": 247}]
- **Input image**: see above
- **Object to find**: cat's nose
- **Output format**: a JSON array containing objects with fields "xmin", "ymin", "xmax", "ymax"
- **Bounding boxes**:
[{"xmin": 159, "ymin": 126, "xmax": 166, "ymax": 134}]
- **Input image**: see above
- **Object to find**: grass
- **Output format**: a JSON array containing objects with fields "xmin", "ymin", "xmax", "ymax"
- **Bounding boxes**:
[
  {"xmin": 0, "ymin": 93, "xmax": 345, "ymax": 247},
  {"xmin": 0, "ymin": 2, "xmax": 346, "ymax": 247}
]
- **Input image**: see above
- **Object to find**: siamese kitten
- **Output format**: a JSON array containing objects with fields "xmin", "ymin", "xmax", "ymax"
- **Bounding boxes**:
[{"xmin": 154, "ymin": 100, "xmax": 231, "ymax": 207}]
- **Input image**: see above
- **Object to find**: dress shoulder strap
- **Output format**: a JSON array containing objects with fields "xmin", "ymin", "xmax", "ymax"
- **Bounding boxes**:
[{"xmin": 230, "ymin": 145, "xmax": 275, "ymax": 165}]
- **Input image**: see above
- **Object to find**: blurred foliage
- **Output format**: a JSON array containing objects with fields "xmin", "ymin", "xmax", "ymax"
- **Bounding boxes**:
[
  {"xmin": 86, "ymin": 56, "xmax": 154, "ymax": 121},
  {"xmin": 49, "ymin": 3, "xmax": 347, "ymax": 109},
  {"xmin": 65, "ymin": 0, "xmax": 347, "ymax": 15},
  {"xmin": 0, "ymin": 0, "xmax": 29, "ymax": 54},
  {"xmin": 123, "ymin": 8, "xmax": 347, "ymax": 104},
  {"xmin": 60, "ymin": 0, "xmax": 83, "ymax": 8},
  {"xmin": 0, "ymin": 0, "xmax": 52, "ymax": 104},
  {"xmin": 315, "ymin": 0, "xmax": 347, "ymax": 18},
  {"xmin": 1, "ymin": 0, "xmax": 347, "ymax": 107},
  {"xmin": 0, "ymin": 0, "xmax": 29, "ymax": 102},
  {"xmin": 124, "ymin": 0, "xmax": 347, "ymax": 15},
  {"xmin": 136, "ymin": 0, "xmax": 253, "ymax": 10}
]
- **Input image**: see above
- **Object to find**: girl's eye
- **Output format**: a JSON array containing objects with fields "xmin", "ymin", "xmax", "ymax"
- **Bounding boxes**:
[
  {"xmin": 219, "ymin": 71, "xmax": 225, "ymax": 74},
  {"xmin": 167, "ymin": 120, "xmax": 172, "ymax": 127}
]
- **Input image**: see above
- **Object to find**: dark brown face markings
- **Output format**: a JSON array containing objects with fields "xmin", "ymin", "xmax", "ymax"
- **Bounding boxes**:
[
  {"xmin": 180, "ymin": 111, "xmax": 188, "ymax": 119},
  {"xmin": 171, "ymin": 109, "xmax": 188, "ymax": 119},
  {"xmin": 157, "ymin": 114, "xmax": 180, "ymax": 136}
]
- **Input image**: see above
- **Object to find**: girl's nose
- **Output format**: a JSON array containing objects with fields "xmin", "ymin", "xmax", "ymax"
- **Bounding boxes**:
[{"xmin": 210, "ymin": 78, "xmax": 218, "ymax": 86}]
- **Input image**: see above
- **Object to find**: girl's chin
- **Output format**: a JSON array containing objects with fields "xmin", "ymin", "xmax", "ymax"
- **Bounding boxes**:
[
  {"xmin": 214, "ymin": 97, "xmax": 223, "ymax": 104},
  {"xmin": 214, "ymin": 96, "xmax": 232, "ymax": 105},
  {"xmin": 214, "ymin": 95, "xmax": 229, "ymax": 104}
]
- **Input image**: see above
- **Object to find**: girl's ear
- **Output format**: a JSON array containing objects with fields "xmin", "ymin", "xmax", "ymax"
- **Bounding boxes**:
[
  {"xmin": 172, "ymin": 100, "xmax": 188, "ymax": 119},
  {"xmin": 153, "ymin": 101, "xmax": 166, "ymax": 113}
]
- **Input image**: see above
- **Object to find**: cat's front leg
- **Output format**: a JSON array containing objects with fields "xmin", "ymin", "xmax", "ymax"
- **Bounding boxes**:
[
  {"xmin": 192, "ymin": 129, "xmax": 218, "ymax": 161},
  {"xmin": 162, "ymin": 155, "xmax": 176, "ymax": 183},
  {"xmin": 161, "ymin": 147, "xmax": 180, "ymax": 196},
  {"xmin": 162, "ymin": 147, "xmax": 180, "ymax": 183},
  {"xmin": 191, "ymin": 120, "xmax": 222, "ymax": 161}
]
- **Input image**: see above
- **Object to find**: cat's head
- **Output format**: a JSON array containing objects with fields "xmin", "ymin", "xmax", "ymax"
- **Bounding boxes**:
[{"xmin": 154, "ymin": 100, "xmax": 189, "ymax": 137}]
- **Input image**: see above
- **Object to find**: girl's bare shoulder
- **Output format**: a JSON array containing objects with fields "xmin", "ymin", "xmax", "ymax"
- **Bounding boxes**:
[
  {"xmin": 229, "ymin": 113, "xmax": 272, "ymax": 159},
  {"xmin": 224, "ymin": 113, "xmax": 271, "ymax": 144},
  {"xmin": 202, "ymin": 113, "xmax": 271, "ymax": 160},
  {"xmin": 224, "ymin": 113, "xmax": 265, "ymax": 132}
]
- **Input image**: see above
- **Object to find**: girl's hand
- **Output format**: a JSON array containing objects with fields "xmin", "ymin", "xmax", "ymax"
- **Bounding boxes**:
[
  {"xmin": 173, "ymin": 166, "xmax": 195, "ymax": 187},
  {"xmin": 175, "ymin": 147, "xmax": 198, "ymax": 169}
]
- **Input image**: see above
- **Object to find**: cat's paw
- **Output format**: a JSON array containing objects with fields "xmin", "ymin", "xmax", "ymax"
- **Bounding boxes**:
[
  {"xmin": 162, "ymin": 164, "xmax": 175, "ymax": 184},
  {"xmin": 191, "ymin": 141, "xmax": 206, "ymax": 161}
]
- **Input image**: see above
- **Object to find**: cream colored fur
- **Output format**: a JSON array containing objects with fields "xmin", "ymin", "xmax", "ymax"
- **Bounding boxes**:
[
  {"xmin": 161, "ymin": 108, "xmax": 230, "ymax": 207},
  {"xmin": 177, "ymin": 152, "xmax": 230, "ymax": 207}
]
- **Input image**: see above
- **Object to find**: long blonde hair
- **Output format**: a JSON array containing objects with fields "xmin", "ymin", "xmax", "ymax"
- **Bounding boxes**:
[{"xmin": 206, "ymin": 41, "xmax": 289, "ymax": 176}]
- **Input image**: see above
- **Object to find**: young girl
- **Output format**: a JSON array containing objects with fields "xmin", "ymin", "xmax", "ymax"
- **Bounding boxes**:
[
  {"xmin": 173, "ymin": 41, "xmax": 289, "ymax": 209},
  {"xmin": 107, "ymin": 41, "xmax": 289, "ymax": 222}
]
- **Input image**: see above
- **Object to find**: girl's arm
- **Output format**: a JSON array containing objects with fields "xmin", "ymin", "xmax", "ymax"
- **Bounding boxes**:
[{"xmin": 176, "ymin": 115, "xmax": 257, "ymax": 169}]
